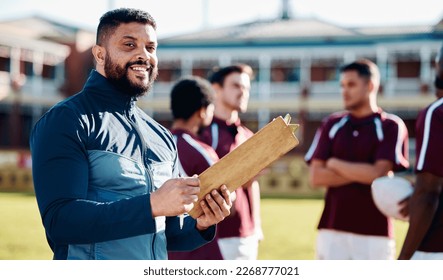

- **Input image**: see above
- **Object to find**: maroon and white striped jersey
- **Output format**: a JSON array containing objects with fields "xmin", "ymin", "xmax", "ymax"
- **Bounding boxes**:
[
  {"xmin": 167, "ymin": 128, "xmax": 223, "ymax": 260},
  {"xmin": 305, "ymin": 110, "xmax": 409, "ymax": 237},
  {"xmin": 171, "ymin": 128, "xmax": 219, "ymax": 177},
  {"xmin": 200, "ymin": 117, "xmax": 256, "ymax": 239},
  {"xmin": 415, "ymin": 97, "xmax": 443, "ymax": 252}
]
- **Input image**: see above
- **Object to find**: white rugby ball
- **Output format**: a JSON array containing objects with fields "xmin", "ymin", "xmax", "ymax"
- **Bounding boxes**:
[{"xmin": 371, "ymin": 176, "xmax": 413, "ymax": 221}]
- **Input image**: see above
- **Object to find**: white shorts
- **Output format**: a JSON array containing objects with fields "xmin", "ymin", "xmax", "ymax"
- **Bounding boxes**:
[
  {"xmin": 217, "ymin": 235, "xmax": 259, "ymax": 260},
  {"xmin": 411, "ymin": 251, "xmax": 443, "ymax": 260},
  {"xmin": 316, "ymin": 229, "xmax": 396, "ymax": 260}
]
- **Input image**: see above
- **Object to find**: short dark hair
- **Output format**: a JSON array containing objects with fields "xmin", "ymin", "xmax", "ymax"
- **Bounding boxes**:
[
  {"xmin": 209, "ymin": 63, "xmax": 253, "ymax": 86},
  {"xmin": 170, "ymin": 76, "xmax": 214, "ymax": 120},
  {"xmin": 340, "ymin": 58, "xmax": 380, "ymax": 85},
  {"xmin": 96, "ymin": 8, "xmax": 157, "ymax": 45}
]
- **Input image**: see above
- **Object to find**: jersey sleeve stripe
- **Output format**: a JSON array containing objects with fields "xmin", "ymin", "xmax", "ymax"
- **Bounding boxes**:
[
  {"xmin": 373, "ymin": 117, "xmax": 384, "ymax": 141},
  {"xmin": 210, "ymin": 123, "xmax": 219, "ymax": 150},
  {"xmin": 385, "ymin": 113, "xmax": 409, "ymax": 167},
  {"xmin": 417, "ymin": 98, "xmax": 443, "ymax": 171},
  {"xmin": 328, "ymin": 116, "xmax": 349, "ymax": 139},
  {"xmin": 304, "ymin": 128, "xmax": 322, "ymax": 162},
  {"xmin": 182, "ymin": 133, "xmax": 215, "ymax": 167}
]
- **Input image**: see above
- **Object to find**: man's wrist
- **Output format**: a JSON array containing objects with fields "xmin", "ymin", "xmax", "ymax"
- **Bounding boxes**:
[
  {"xmin": 196, "ymin": 222, "xmax": 209, "ymax": 231},
  {"xmin": 149, "ymin": 192, "xmax": 159, "ymax": 217}
]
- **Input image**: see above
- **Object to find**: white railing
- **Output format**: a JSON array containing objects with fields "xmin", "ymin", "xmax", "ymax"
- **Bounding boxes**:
[{"xmin": 2, "ymin": 70, "xmax": 431, "ymax": 112}]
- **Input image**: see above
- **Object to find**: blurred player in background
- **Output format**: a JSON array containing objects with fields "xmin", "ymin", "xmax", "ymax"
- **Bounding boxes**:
[
  {"xmin": 167, "ymin": 76, "xmax": 225, "ymax": 260},
  {"xmin": 305, "ymin": 59, "xmax": 409, "ymax": 259},
  {"xmin": 200, "ymin": 64, "xmax": 263, "ymax": 260},
  {"xmin": 399, "ymin": 44, "xmax": 443, "ymax": 260}
]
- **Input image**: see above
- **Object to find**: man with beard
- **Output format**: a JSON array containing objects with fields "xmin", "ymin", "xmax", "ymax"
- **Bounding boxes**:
[
  {"xmin": 30, "ymin": 8, "xmax": 231, "ymax": 260},
  {"xmin": 167, "ymin": 76, "xmax": 224, "ymax": 260},
  {"xmin": 305, "ymin": 59, "xmax": 409, "ymax": 259}
]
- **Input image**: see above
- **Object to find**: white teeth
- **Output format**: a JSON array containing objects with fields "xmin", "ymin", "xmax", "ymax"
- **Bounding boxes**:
[{"xmin": 132, "ymin": 67, "xmax": 146, "ymax": 71}]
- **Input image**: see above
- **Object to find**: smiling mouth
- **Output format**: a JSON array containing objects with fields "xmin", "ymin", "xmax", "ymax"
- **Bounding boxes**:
[{"xmin": 130, "ymin": 65, "xmax": 149, "ymax": 72}]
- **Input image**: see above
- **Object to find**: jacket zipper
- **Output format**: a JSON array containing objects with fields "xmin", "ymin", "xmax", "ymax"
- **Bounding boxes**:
[{"xmin": 124, "ymin": 101, "xmax": 157, "ymax": 260}]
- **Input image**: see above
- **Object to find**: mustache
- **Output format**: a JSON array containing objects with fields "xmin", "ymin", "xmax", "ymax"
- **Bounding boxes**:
[{"xmin": 126, "ymin": 60, "xmax": 152, "ymax": 69}]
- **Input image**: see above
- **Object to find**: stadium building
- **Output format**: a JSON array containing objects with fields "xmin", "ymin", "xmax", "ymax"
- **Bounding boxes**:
[{"xmin": 0, "ymin": 11, "xmax": 442, "ymax": 194}]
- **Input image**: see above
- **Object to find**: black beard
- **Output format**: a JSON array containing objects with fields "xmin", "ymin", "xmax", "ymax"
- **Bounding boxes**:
[{"xmin": 104, "ymin": 56, "xmax": 158, "ymax": 98}]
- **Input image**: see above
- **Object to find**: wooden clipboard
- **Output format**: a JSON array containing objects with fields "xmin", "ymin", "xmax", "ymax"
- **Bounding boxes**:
[{"xmin": 188, "ymin": 114, "xmax": 299, "ymax": 218}]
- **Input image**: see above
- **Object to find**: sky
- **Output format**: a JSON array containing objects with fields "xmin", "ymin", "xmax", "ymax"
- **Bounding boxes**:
[{"xmin": 0, "ymin": 0, "xmax": 442, "ymax": 38}]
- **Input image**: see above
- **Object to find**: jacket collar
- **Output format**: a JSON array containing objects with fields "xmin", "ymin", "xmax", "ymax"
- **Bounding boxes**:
[{"xmin": 82, "ymin": 70, "xmax": 137, "ymax": 110}]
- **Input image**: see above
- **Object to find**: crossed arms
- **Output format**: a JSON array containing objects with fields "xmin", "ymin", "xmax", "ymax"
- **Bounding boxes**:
[{"xmin": 309, "ymin": 158, "xmax": 393, "ymax": 188}]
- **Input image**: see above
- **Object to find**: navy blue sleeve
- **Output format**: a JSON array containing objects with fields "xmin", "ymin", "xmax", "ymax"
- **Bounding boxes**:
[
  {"xmin": 30, "ymin": 105, "xmax": 157, "ymax": 245},
  {"xmin": 165, "ymin": 215, "xmax": 215, "ymax": 251}
]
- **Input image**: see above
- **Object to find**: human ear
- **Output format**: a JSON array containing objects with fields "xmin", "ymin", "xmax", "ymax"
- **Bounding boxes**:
[
  {"xmin": 92, "ymin": 45, "xmax": 106, "ymax": 66},
  {"xmin": 199, "ymin": 107, "xmax": 206, "ymax": 119},
  {"xmin": 367, "ymin": 79, "xmax": 375, "ymax": 94}
]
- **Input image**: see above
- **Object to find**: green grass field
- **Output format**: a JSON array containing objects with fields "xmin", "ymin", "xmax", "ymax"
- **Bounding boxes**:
[
  {"xmin": 0, "ymin": 192, "xmax": 409, "ymax": 260},
  {"xmin": 0, "ymin": 192, "xmax": 53, "ymax": 260},
  {"xmin": 258, "ymin": 198, "xmax": 409, "ymax": 259}
]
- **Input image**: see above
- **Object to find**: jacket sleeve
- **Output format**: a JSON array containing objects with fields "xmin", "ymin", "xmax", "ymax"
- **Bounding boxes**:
[
  {"xmin": 165, "ymin": 215, "xmax": 215, "ymax": 251},
  {"xmin": 30, "ymin": 106, "xmax": 157, "ymax": 245}
]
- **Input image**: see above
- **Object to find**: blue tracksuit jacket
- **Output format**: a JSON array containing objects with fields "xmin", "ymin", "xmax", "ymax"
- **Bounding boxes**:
[{"xmin": 30, "ymin": 70, "xmax": 214, "ymax": 260}]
